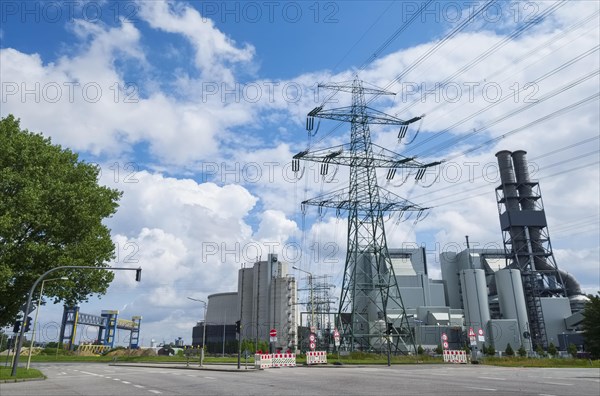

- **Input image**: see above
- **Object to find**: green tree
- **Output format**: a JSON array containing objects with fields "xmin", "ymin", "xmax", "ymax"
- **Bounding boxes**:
[
  {"xmin": 417, "ymin": 345, "xmax": 424, "ymax": 355},
  {"xmin": 485, "ymin": 344, "xmax": 495, "ymax": 356},
  {"xmin": 547, "ymin": 342, "xmax": 558, "ymax": 357},
  {"xmin": 505, "ymin": 343, "xmax": 514, "ymax": 356},
  {"xmin": 582, "ymin": 294, "xmax": 600, "ymax": 359},
  {"xmin": 435, "ymin": 344, "xmax": 443, "ymax": 354},
  {"xmin": 517, "ymin": 345, "xmax": 527, "ymax": 357},
  {"xmin": 0, "ymin": 115, "xmax": 122, "ymax": 327},
  {"xmin": 567, "ymin": 343, "xmax": 578, "ymax": 358}
]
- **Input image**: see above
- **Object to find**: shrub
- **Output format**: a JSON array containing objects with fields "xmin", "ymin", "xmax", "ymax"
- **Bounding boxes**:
[
  {"xmin": 548, "ymin": 342, "xmax": 558, "ymax": 357},
  {"xmin": 435, "ymin": 344, "xmax": 443, "ymax": 354},
  {"xmin": 417, "ymin": 345, "xmax": 424, "ymax": 355},
  {"xmin": 535, "ymin": 344, "xmax": 546, "ymax": 357},
  {"xmin": 567, "ymin": 343, "xmax": 578, "ymax": 358},
  {"xmin": 517, "ymin": 345, "xmax": 527, "ymax": 357},
  {"xmin": 505, "ymin": 343, "xmax": 514, "ymax": 356}
]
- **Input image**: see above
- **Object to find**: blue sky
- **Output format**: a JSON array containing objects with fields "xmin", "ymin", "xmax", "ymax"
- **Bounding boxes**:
[{"xmin": 1, "ymin": 0, "xmax": 598, "ymax": 345}]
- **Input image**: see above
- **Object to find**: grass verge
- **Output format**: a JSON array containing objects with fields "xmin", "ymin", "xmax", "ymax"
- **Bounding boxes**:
[
  {"xmin": 0, "ymin": 366, "xmax": 45, "ymax": 381},
  {"xmin": 481, "ymin": 357, "xmax": 600, "ymax": 368}
]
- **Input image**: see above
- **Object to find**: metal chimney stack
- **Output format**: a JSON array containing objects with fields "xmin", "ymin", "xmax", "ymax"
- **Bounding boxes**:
[{"xmin": 495, "ymin": 150, "xmax": 576, "ymax": 349}]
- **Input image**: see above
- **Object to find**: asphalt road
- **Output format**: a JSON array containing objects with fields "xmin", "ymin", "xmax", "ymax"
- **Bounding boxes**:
[{"xmin": 1, "ymin": 362, "xmax": 599, "ymax": 395}]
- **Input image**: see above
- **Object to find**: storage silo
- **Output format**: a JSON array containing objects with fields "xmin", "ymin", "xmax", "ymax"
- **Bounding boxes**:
[
  {"xmin": 459, "ymin": 269, "xmax": 490, "ymax": 330},
  {"xmin": 495, "ymin": 268, "xmax": 532, "ymax": 350}
]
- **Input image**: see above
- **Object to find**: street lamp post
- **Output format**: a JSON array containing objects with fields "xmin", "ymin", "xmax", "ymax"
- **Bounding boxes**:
[
  {"xmin": 26, "ymin": 277, "xmax": 69, "ymax": 369},
  {"xmin": 188, "ymin": 297, "xmax": 207, "ymax": 367},
  {"xmin": 292, "ymin": 266, "xmax": 314, "ymax": 344},
  {"xmin": 11, "ymin": 265, "xmax": 142, "ymax": 377}
]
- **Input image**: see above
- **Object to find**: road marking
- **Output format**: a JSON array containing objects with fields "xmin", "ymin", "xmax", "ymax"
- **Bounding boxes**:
[
  {"xmin": 478, "ymin": 377, "xmax": 505, "ymax": 381},
  {"xmin": 148, "ymin": 390, "xmax": 162, "ymax": 394},
  {"xmin": 204, "ymin": 376, "xmax": 216, "ymax": 380},
  {"xmin": 134, "ymin": 385, "xmax": 145, "ymax": 388},
  {"xmin": 113, "ymin": 378, "xmax": 120, "ymax": 381},
  {"xmin": 122, "ymin": 381, "xmax": 131, "ymax": 384},
  {"xmin": 465, "ymin": 386, "xmax": 497, "ymax": 391},
  {"xmin": 544, "ymin": 382, "xmax": 572, "ymax": 386},
  {"xmin": 539, "ymin": 394, "xmax": 556, "ymax": 396},
  {"xmin": 187, "ymin": 374, "xmax": 195, "ymax": 377}
]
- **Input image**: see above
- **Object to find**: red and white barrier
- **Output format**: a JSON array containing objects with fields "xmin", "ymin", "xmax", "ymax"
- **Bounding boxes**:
[
  {"xmin": 272, "ymin": 353, "xmax": 296, "ymax": 367},
  {"xmin": 443, "ymin": 350, "xmax": 468, "ymax": 364},
  {"xmin": 254, "ymin": 353, "xmax": 273, "ymax": 369},
  {"xmin": 306, "ymin": 351, "xmax": 327, "ymax": 365}
]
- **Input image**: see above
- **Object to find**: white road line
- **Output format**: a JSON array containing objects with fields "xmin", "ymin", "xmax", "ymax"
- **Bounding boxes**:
[
  {"xmin": 539, "ymin": 394, "xmax": 556, "ymax": 396},
  {"xmin": 122, "ymin": 381, "xmax": 131, "ymax": 384},
  {"xmin": 187, "ymin": 374, "xmax": 195, "ymax": 377},
  {"xmin": 204, "ymin": 376, "xmax": 216, "ymax": 380},
  {"xmin": 113, "ymin": 378, "xmax": 120, "ymax": 381},
  {"xmin": 544, "ymin": 382, "xmax": 572, "ymax": 386},
  {"xmin": 478, "ymin": 377, "xmax": 505, "ymax": 381},
  {"xmin": 148, "ymin": 390, "xmax": 162, "ymax": 394},
  {"xmin": 465, "ymin": 386, "xmax": 497, "ymax": 391},
  {"xmin": 134, "ymin": 385, "xmax": 145, "ymax": 388}
]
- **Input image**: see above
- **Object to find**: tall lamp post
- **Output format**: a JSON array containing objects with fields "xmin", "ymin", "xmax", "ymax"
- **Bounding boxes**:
[
  {"xmin": 188, "ymin": 297, "xmax": 207, "ymax": 367},
  {"xmin": 292, "ymin": 266, "xmax": 315, "ymax": 345},
  {"xmin": 26, "ymin": 277, "xmax": 69, "ymax": 369}
]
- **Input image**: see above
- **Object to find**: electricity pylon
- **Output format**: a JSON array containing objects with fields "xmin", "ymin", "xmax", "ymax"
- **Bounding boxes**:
[{"xmin": 293, "ymin": 79, "xmax": 439, "ymax": 358}]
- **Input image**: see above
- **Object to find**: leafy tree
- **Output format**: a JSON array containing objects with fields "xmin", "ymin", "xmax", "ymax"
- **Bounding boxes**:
[
  {"xmin": 417, "ymin": 345, "xmax": 424, "ymax": 355},
  {"xmin": 485, "ymin": 344, "xmax": 495, "ymax": 356},
  {"xmin": 517, "ymin": 345, "xmax": 527, "ymax": 357},
  {"xmin": 435, "ymin": 344, "xmax": 443, "ymax": 354},
  {"xmin": 505, "ymin": 343, "xmax": 514, "ymax": 356},
  {"xmin": 567, "ymin": 343, "xmax": 578, "ymax": 358},
  {"xmin": 582, "ymin": 294, "xmax": 600, "ymax": 359},
  {"xmin": 547, "ymin": 342, "xmax": 558, "ymax": 357},
  {"xmin": 0, "ymin": 115, "xmax": 122, "ymax": 327}
]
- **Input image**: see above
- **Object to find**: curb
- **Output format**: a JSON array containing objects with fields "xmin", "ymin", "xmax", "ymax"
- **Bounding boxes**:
[{"xmin": 0, "ymin": 376, "xmax": 46, "ymax": 384}]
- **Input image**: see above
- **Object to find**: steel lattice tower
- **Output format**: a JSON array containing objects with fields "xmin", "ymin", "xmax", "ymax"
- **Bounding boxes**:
[{"xmin": 293, "ymin": 79, "xmax": 439, "ymax": 356}]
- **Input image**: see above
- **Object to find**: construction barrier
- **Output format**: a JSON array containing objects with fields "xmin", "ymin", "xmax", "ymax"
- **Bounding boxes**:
[
  {"xmin": 254, "ymin": 353, "xmax": 273, "ymax": 369},
  {"xmin": 77, "ymin": 344, "xmax": 112, "ymax": 354},
  {"xmin": 272, "ymin": 353, "xmax": 296, "ymax": 367},
  {"xmin": 443, "ymin": 350, "xmax": 468, "ymax": 364},
  {"xmin": 306, "ymin": 351, "xmax": 327, "ymax": 365}
]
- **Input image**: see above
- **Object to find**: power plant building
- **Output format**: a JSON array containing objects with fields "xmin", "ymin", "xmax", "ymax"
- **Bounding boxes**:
[{"xmin": 193, "ymin": 253, "xmax": 298, "ymax": 352}]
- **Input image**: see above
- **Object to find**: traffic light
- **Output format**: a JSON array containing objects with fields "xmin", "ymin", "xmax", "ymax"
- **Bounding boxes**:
[
  {"xmin": 24, "ymin": 316, "xmax": 32, "ymax": 332},
  {"xmin": 235, "ymin": 320, "xmax": 241, "ymax": 333},
  {"xmin": 13, "ymin": 320, "xmax": 21, "ymax": 334},
  {"xmin": 135, "ymin": 268, "xmax": 142, "ymax": 282}
]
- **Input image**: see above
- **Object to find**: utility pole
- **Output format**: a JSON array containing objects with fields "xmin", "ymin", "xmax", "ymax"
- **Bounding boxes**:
[{"xmin": 237, "ymin": 264, "xmax": 244, "ymax": 369}]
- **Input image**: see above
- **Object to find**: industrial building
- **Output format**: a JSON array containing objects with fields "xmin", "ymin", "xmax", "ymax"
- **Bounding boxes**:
[
  {"xmin": 386, "ymin": 150, "xmax": 588, "ymax": 355},
  {"xmin": 192, "ymin": 253, "xmax": 298, "ymax": 352}
]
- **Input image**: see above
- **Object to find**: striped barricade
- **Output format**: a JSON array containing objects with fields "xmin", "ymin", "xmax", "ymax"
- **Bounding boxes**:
[
  {"xmin": 306, "ymin": 351, "xmax": 327, "ymax": 365},
  {"xmin": 272, "ymin": 353, "xmax": 296, "ymax": 367},
  {"xmin": 443, "ymin": 350, "xmax": 468, "ymax": 364},
  {"xmin": 254, "ymin": 353, "xmax": 273, "ymax": 369}
]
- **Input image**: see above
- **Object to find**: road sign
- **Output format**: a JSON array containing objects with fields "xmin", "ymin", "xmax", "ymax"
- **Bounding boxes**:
[
  {"xmin": 441, "ymin": 333, "xmax": 448, "ymax": 341},
  {"xmin": 334, "ymin": 338, "xmax": 340, "ymax": 347},
  {"xmin": 469, "ymin": 336, "xmax": 477, "ymax": 346},
  {"xmin": 309, "ymin": 342, "xmax": 316, "ymax": 350},
  {"xmin": 477, "ymin": 328, "xmax": 485, "ymax": 342},
  {"xmin": 309, "ymin": 333, "xmax": 316, "ymax": 342},
  {"xmin": 270, "ymin": 328, "xmax": 277, "ymax": 337},
  {"xmin": 333, "ymin": 328, "xmax": 340, "ymax": 338},
  {"xmin": 443, "ymin": 341, "xmax": 449, "ymax": 350},
  {"xmin": 468, "ymin": 327, "xmax": 475, "ymax": 337},
  {"xmin": 270, "ymin": 336, "xmax": 277, "ymax": 343}
]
